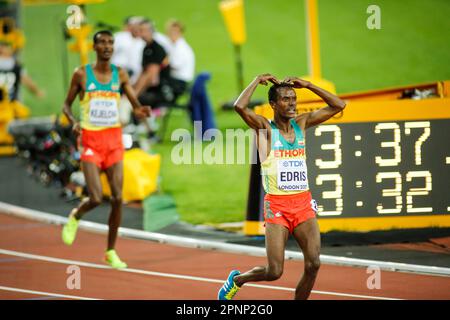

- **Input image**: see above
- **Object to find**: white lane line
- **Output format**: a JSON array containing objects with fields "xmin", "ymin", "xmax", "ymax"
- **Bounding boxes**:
[
  {"xmin": 1, "ymin": 201, "xmax": 449, "ymax": 276},
  {"xmin": 0, "ymin": 248, "xmax": 401, "ymax": 300},
  {"xmin": 0, "ymin": 285, "xmax": 99, "ymax": 300}
]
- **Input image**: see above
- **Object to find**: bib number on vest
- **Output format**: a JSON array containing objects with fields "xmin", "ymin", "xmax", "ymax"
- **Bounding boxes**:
[
  {"xmin": 89, "ymin": 99, "xmax": 119, "ymax": 126},
  {"xmin": 277, "ymin": 159, "xmax": 309, "ymax": 191}
]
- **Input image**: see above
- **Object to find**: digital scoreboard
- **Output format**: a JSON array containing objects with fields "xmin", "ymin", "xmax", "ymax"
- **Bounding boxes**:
[{"xmin": 246, "ymin": 81, "xmax": 450, "ymax": 234}]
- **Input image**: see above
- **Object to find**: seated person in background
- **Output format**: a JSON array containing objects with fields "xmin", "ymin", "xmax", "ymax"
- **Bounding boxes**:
[
  {"xmin": 153, "ymin": 23, "xmax": 172, "ymax": 57},
  {"xmin": 132, "ymin": 19, "xmax": 195, "ymax": 141},
  {"xmin": 134, "ymin": 19, "xmax": 171, "ymax": 109},
  {"xmin": 164, "ymin": 19, "xmax": 195, "ymax": 99}
]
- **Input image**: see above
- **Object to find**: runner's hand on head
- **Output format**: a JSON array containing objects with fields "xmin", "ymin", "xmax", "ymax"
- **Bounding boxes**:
[
  {"xmin": 257, "ymin": 74, "xmax": 280, "ymax": 86},
  {"xmin": 283, "ymin": 77, "xmax": 311, "ymax": 89},
  {"xmin": 134, "ymin": 106, "xmax": 152, "ymax": 119}
]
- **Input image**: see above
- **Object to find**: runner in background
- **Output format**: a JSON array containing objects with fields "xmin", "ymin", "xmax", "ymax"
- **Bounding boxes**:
[{"xmin": 61, "ymin": 30, "xmax": 151, "ymax": 269}]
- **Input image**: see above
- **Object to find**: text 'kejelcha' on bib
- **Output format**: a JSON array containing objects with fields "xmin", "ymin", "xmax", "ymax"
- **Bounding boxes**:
[{"xmin": 88, "ymin": 98, "xmax": 119, "ymax": 127}]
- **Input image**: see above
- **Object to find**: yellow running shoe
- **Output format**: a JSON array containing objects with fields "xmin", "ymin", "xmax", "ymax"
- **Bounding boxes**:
[
  {"xmin": 105, "ymin": 249, "xmax": 128, "ymax": 269},
  {"xmin": 62, "ymin": 214, "xmax": 79, "ymax": 246}
]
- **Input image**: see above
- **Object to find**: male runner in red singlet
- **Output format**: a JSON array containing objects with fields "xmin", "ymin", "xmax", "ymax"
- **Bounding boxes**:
[
  {"xmin": 61, "ymin": 30, "xmax": 151, "ymax": 269},
  {"xmin": 218, "ymin": 74, "xmax": 346, "ymax": 299}
]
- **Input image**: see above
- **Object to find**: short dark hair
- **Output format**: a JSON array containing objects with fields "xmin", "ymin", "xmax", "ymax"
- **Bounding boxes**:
[
  {"xmin": 93, "ymin": 30, "xmax": 113, "ymax": 44},
  {"xmin": 268, "ymin": 82, "xmax": 294, "ymax": 103},
  {"xmin": 139, "ymin": 18, "xmax": 155, "ymax": 32}
]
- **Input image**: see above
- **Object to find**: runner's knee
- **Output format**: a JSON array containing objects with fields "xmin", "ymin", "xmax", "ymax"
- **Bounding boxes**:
[
  {"xmin": 305, "ymin": 257, "xmax": 320, "ymax": 275},
  {"xmin": 266, "ymin": 266, "xmax": 283, "ymax": 281},
  {"xmin": 110, "ymin": 195, "xmax": 122, "ymax": 207},
  {"xmin": 89, "ymin": 194, "xmax": 102, "ymax": 207}
]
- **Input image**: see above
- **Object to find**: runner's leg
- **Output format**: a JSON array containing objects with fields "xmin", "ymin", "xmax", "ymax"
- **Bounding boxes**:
[
  {"xmin": 104, "ymin": 161, "xmax": 123, "ymax": 251},
  {"xmin": 292, "ymin": 217, "xmax": 321, "ymax": 300},
  {"xmin": 72, "ymin": 162, "xmax": 103, "ymax": 220},
  {"xmin": 234, "ymin": 223, "xmax": 289, "ymax": 287}
]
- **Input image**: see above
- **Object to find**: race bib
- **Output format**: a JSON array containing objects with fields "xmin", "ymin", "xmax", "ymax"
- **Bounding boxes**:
[
  {"xmin": 277, "ymin": 159, "xmax": 309, "ymax": 191},
  {"xmin": 89, "ymin": 98, "xmax": 119, "ymax": 126}
]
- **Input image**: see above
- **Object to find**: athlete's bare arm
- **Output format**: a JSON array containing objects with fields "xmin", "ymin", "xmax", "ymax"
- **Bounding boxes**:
[
  {"xmin": 234, "ymin": 74, "xmax": 279, "ymax": 130},
  {"xmin": 62, "ymin": 67, "xmax": 85, "ymax": 136},
  {"xmin": 285, "ymin": 77, "xmax": 346, "ymax": 129},
  {"xmin": 118, "ymin": 68, "xmax": 152, "ymax": 119}
]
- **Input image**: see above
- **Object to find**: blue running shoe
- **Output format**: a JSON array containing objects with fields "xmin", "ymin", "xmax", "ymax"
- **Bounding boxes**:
[{"xmin": 218, "ymin": 270, "xmax": 241, "ymax": 300}]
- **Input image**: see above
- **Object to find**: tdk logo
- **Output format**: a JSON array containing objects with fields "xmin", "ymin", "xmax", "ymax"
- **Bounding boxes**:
[{"xmin": 283, "ymin": 160, "xmax": 305, "ymax": 167}]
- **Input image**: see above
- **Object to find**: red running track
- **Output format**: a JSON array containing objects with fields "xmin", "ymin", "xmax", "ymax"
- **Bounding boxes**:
[{"xmin": 0, "ymin": 213, "xmax": 449, "ymax": 300}]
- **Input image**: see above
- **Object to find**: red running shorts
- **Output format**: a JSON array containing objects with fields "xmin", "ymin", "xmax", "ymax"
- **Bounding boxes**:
[
  {"xmin": 79, "ymin": 127, "xmax": 124, "ymax": 170},
  {"xmin": 264, "ymin": 191, "xmax": 318, "ymax": 234}
]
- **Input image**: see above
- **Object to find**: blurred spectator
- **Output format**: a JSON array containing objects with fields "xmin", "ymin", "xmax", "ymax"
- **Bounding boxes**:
[
  {"xmin": 112, "ymin": 16, "xmax": 147, "ymax": 125},
  {"xmin": 0, "ymin": 41, "xmax": 45, "ymax": 102},
  {"xmin": 134, "ymin": 19, "xmax": 195, "ymax": 109},
  {"xmin": 130, "ymin": 19, "xmax": 196, "ymax": 142},
  {"xmin": 164, "ymin": 19, "xmax": 195, "ymax": 95},
  {"xmin": 153, "ymin": 26, "xmax": 171, "ymax": 56},
  {"xmin": 111, "ymin": 16, "xmax": 146, "ymax": 85},
  {"xmin": 134, "ymin": 19, "xmax": 171, "ymax": 108}
]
